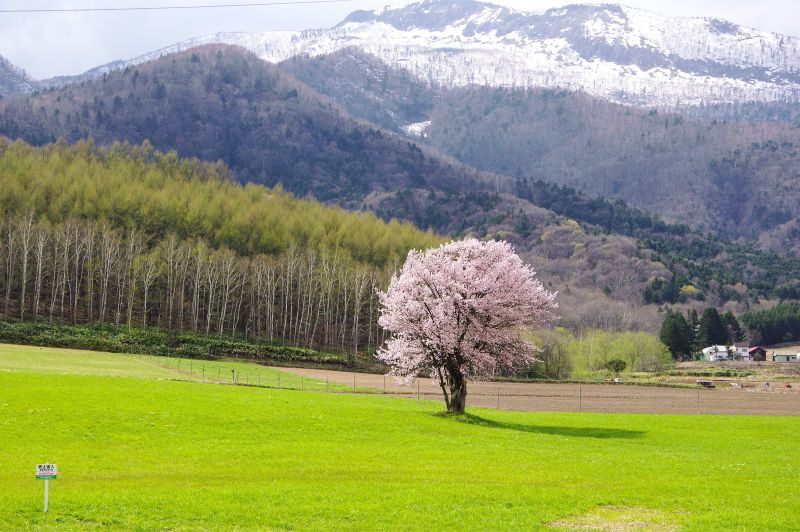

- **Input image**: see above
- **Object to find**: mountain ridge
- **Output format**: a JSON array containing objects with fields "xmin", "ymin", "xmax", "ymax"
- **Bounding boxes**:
[
  {"xmin": 282, "ymin": 47, "xmax": 800, "ymax": 249},
  {"xmin": 0, "ymin": 44, "xmax": 498, "ymax": 203},
  {"xmin": 34, "ymin": 0, "xmax": 800, "ymax": 108}
]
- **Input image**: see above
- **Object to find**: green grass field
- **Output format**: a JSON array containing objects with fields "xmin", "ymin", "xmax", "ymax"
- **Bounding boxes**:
[
  {"xmin": 0, "ymin": 343, "xmax": 356, "ymax": 392},
  {"xmin": 1, "ymin": 344, "xmax": 798, "ymax": 530}
]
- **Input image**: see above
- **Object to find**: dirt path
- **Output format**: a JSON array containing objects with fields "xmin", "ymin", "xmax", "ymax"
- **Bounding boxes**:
[{"xmin": 274, "ymin": 367, "xmax": 800, "ymax": 416}]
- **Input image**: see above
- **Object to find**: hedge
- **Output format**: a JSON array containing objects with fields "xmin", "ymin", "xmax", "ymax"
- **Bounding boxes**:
[{"xmin": 0, "ymin": 320, "xmax": 349, "ymax": 365}]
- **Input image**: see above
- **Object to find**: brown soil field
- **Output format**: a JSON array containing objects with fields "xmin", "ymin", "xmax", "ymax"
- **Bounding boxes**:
[{"xmin": 276, "ymin": 367, "xmax": 800, "ymax": 416}]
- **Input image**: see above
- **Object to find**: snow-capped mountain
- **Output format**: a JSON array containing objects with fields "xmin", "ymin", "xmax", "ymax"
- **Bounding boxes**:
[{"xmin": 52, "ymin": 1, "xmax": 800, "ymax": 107}]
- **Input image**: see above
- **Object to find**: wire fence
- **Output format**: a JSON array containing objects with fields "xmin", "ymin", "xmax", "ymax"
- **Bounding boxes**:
[
  {"xmin": 133, "ymin": 355, "xmax": 800, "ymax": 416},
  {"xmin": 136, "ymin": 354, "xmax": 362, "ymax": 393}
]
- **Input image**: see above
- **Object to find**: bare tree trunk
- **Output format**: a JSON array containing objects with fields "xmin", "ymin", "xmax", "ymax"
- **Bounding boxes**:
[
  {"xmin": 309, "ymin": 283, "xmax": 325, "ymax": 350},
  {"xmin": 248, "ymin": 259, "xmax": 261, "ymax": 338},
  {"xmin": 160, "ymin": 235, "xmax": 179, "ymax": 330},
  {"xmin": 231, "ymin": 277, "xmax": 245, "ymax": 336},
  {"xmin": 339, "ymin": 269, "xmax": 350, "ymax": 353},
  {"xmin": 69, "ymin": 221, "xmax": 86, "ymax": 324},
  {"xmin": 17, "ymin": 212, "xmax": 34, "ymax": 320},
  {"xmin": 58, "ymin": 226, "xmax": 72, "ymax": 321},
  {"xmin": 4, "ymin": 220, "xmax": 17, "ymax": 317},
  {"xmin": 139, "ymin": 254, "xmax": 160, "ymax": 328},
  {"xmin": 204, "ymin": 257, "xmax": 218, "ymax": 336},
  {"xmin": 84, "ymin": 225, "xmax": 96, "ymax": 322},
  {"xmin": 366, "ymin": 275, "xmax": 376, "ymax": 353},
  {"xmin": 217, "ymin": 252, "xmax": 240, "ymax": 337},
  {"xmin": 322, "ymin": 255, "xmax": 337, "ymax": 352},
  {"xmin": 176, "ymin": 243, "xmax": 189, "ymax": 331},
  {"xmin": 48, "ymin": 228, "xmax": 62, "ymax": 323},
  {"xmin": 190, "ymin": 243, "xmax": 207, "ymax": 333},
  {"xmin": 97, "ymin": 224, "xmax": 120, "ymax": 324},
  {"xmin": 126, "ymin": 266, "xmax": 137, "ymax": 329},
  {"xmin": 350, "ymin": 269, "xmax": 369, "ymax": 363},
  {"xmin": 266, "ymin": 266, "xmax": 276, "ymax": 342},
  {"xmin": 32, "ymin": 225, "xmax": 48, "ymax": 319}
]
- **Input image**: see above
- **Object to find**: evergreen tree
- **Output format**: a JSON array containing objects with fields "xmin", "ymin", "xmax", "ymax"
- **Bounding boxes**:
[
  {"xmin": 722, "ymin": 310, "xmax": 745, "ymax": 343},
  {"xmin": 741, "ymin": 303, "xmax": 800, "ymax": 345},
  {"xmin": 686, "ymin": 308, "xmax": 700, "ymax": 354},
  {"xmin": 659, "ymin": 309, "xmax": 692, "ymax": 360},
  {"xmin": 697, "ymin": 308, "xmax": 730, "ymax": 347}
]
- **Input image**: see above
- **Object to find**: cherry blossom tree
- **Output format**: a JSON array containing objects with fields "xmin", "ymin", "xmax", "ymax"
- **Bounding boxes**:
[{"xmin": 377, "ymin": 239, "xmax": 558, "ymax": 413}]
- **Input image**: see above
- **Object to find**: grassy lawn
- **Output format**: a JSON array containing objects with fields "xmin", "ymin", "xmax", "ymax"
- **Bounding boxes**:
[
  {"xmin": 1, "ymin": 345, "xmax": 798, "ymax": 529},
  {"xmin": 0, "ymin": 343, "xmax": 354, "ymax": 392}
]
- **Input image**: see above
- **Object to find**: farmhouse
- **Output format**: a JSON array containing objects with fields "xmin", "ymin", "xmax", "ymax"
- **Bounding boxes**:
[
  {"xmin": 702, "ymin": 344, "xmax": 758, "ymax": 361},
  {"xmin": 733, "ymin": 343, "xmax": 750, "ymax": 359},
  {"xmin": 702, "ymin": 345, "xmax": 734, "ymax": 361},
  {"xmin": 748, "ymin": 346, "xmax": 767, "ymax": 361},
  {"xmin": 772, "ymin": 352, "xmax": 799, "ymax": 363}
]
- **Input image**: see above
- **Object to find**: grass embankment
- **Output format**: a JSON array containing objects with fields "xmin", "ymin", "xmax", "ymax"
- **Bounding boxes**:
[
  {"xmin": 1, "ymin": 345, "xmax": 798, "ymax": 529},
  {"xmin": 0, "ymin": 344, "xmax": 362, "ymax": 392},
  {"xmin": 0, "ymin": 319, "xmax": 349, "ymax": 367}
]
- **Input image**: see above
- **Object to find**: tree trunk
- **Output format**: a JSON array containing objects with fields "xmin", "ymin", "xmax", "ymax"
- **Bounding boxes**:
[{"xmin": 448, "ymin": 371, "xmax": 467, "ymax": 414}]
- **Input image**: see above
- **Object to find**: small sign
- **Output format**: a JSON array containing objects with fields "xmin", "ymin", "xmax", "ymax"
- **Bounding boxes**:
[{"xmin": 36, "ymin": 464, "xmax": 57, "ymax": 480}]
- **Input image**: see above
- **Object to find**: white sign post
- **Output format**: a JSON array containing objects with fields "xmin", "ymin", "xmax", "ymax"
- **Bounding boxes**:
[{"xmin": 35, "ymin": 464, "xmax": 57, "ymax": 513}]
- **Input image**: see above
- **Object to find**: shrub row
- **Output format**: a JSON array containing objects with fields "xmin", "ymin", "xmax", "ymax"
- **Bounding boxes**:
[{"xmin": 0, "ymin": 320, "xmax": 348, "ymax": 365}]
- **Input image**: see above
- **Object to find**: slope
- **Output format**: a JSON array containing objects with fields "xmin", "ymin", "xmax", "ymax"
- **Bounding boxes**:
[
  {"xmin": 283, "ymin": 49, "xmax": 800, "ymax": 248},
  {"xmin": 0, "ymin": 44, "xmax": 488, "ymax": 206}
]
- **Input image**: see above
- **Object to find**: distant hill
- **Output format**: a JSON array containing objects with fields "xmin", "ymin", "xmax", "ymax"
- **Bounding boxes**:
[{"xmin": 0, "ymin": 45, "xmax": 489, "ymax": 206}]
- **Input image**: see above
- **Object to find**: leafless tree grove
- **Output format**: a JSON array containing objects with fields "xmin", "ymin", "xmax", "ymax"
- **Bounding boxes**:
[{"xmin": 0, "ymin": 215, "xmax": 390, "ymax": 359}]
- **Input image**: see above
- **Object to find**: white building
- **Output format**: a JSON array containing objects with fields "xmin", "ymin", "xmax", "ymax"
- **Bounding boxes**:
[
  {"xmin": 702, "ymin": 345, "xmax": 753, "ymax": 361},
  {"xmin": 732, "ymin": 343, "xmax": 750, "ymax": 359},
  {"xmin": 773, "ymin": 352, "xmax": 799, "ymax": 363},
  {"xmin": 702, "ymin": 345, "xmax": 733, "ymax": 361}
]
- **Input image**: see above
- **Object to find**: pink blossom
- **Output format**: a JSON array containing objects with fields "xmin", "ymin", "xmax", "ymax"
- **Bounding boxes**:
[{"xmin": 376, "ymin": 238, "xmax": 558, "ymax": 412}]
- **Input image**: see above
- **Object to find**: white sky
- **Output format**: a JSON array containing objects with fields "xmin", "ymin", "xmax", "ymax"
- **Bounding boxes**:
[{"xmin": 2, "ymin": 0, "xmax": 798, "ymax": 79}]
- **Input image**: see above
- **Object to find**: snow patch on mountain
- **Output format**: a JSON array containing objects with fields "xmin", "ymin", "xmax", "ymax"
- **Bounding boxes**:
[
  {"xmin": 54, "ymin": 1, "xmax": 800, "ymax": 108},
  {"xmin": 401, "ymin": 121, "xmax": 431, "ymax": 137}
]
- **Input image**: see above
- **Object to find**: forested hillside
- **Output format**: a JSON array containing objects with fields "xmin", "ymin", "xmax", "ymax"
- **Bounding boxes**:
[
  {"xmin": 366, "ymin": 186, "xmax": 800, "ymax": 331},
  {"xmin": 0, "ymin": 45, "xmax": 488, "ymax": 205},
  {"xmin": 0, "ymin": 139, "xmax": 441, "ymax": 358},
  {"xmin": 283, "ymin": 49, "xmax": 800, "ymax": 250},
  {"xmin": 282, "ymin": 49, "xmax": 437, "ymax": 134},
  {"xmin": 2, "ymin": 47, "xmax": 800, "ymax": 330},
  {"xmin": 425, "ymin": 88, "xmax": 800, "ymax": 244},
  {"xmin": 685, "ymin": 101, "xmax": 800, "ymax": 125}
]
